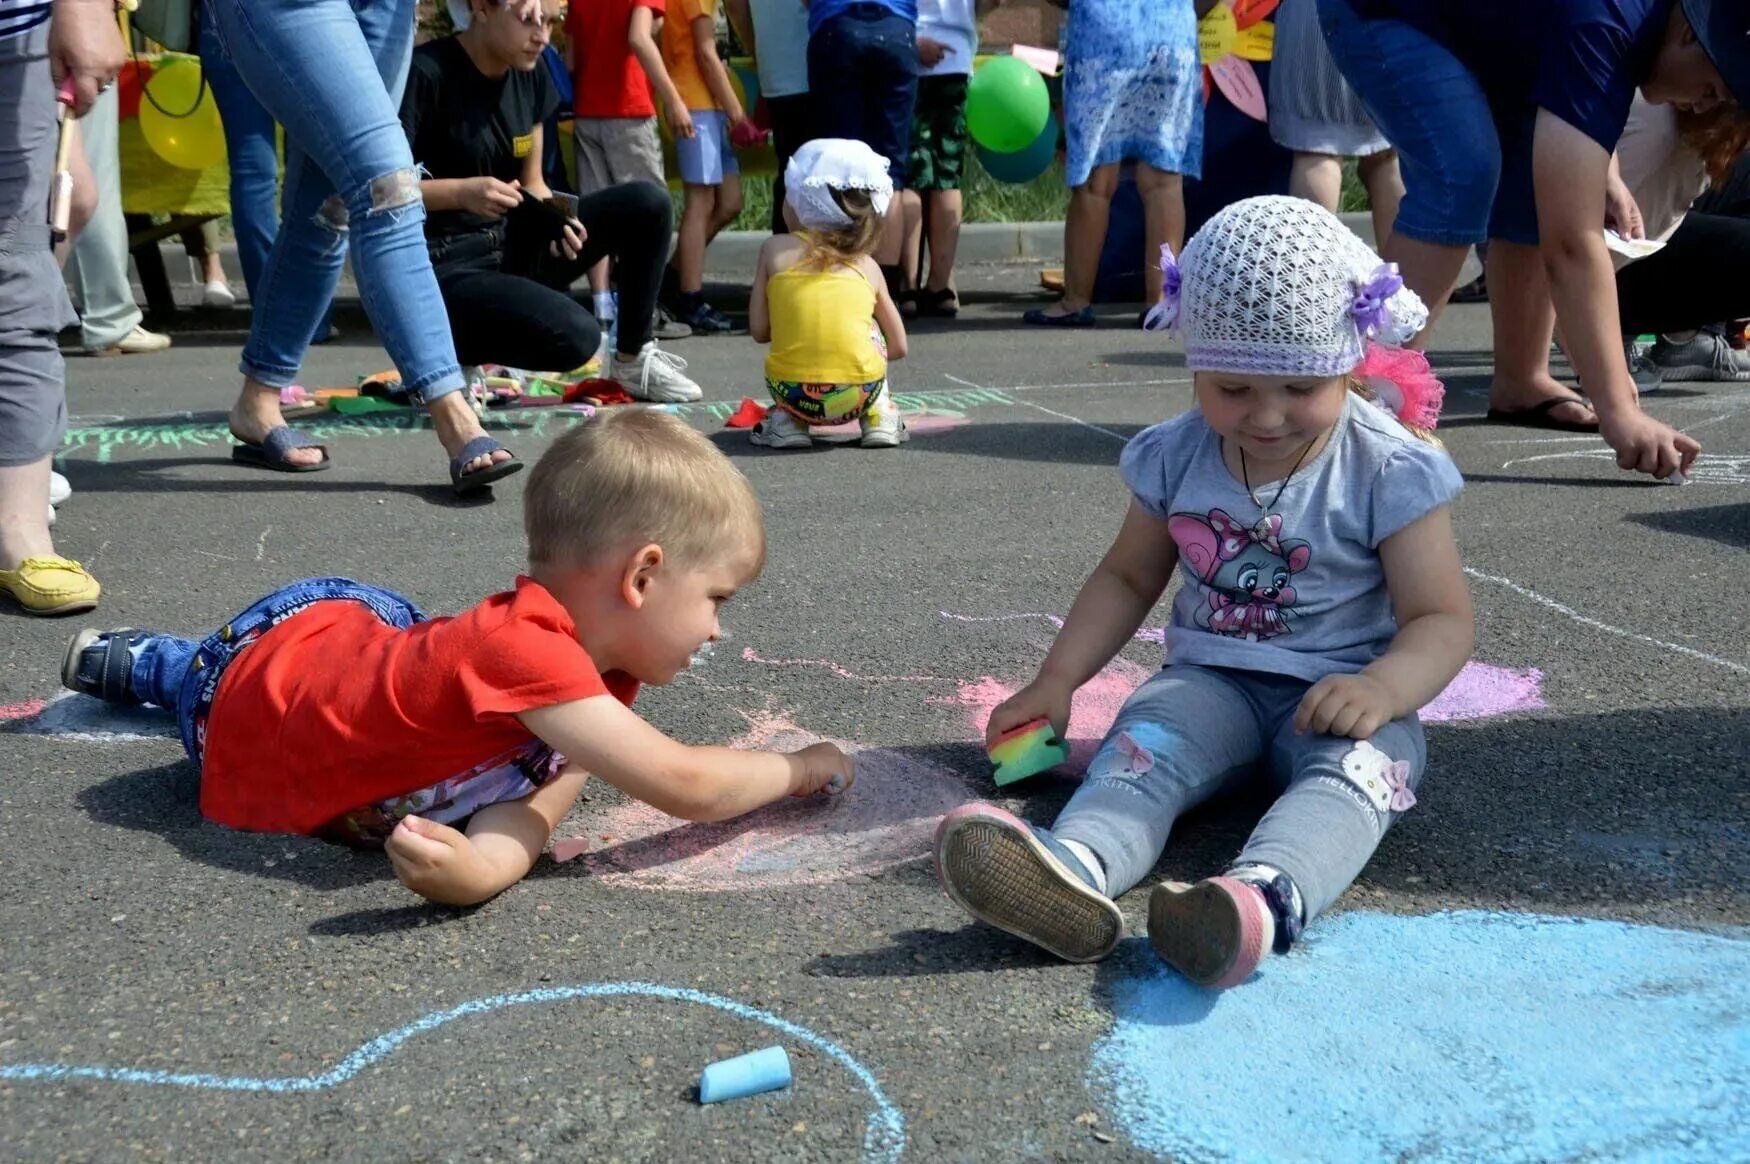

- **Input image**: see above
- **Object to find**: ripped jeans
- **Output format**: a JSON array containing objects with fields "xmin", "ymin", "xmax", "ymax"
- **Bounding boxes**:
[
  {"xmin": 1052, "ymin": 664, "xmax": 1426, "ymax": 925},
  {"xmin": 203, "ymin": 0, "xmax": 463, "ymax": 402}
]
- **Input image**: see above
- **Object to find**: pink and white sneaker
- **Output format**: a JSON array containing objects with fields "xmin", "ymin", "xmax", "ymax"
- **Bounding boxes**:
[{"xmin": 1147, "ymin": 876, "xmax": 1271, "ymax": 989}]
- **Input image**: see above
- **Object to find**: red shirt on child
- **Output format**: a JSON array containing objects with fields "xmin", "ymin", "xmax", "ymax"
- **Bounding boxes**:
[
  {"xmin": 200, "ymin": 578, "xmax": 638, "ymax": 836},
  {"xmin": 570, "ymin": 0, "xmax": 667, "ymax": 119}
]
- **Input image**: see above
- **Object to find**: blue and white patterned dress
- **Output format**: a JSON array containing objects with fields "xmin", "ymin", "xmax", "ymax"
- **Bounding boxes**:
[{"xmin": 1061, "ymin": 0, "xmax": 1203, "ymax": 187}]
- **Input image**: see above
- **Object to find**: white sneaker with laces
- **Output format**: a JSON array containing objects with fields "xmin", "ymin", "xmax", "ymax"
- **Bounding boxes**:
[
  {"xmin": 748, "ymin": 406, "xmax": 813, "ymax": 449},
  {"xmin": 49, "ymin": 470, "xmax": 70, "ymax": 507},
  {"xmin": 87, "ymin": 325, "xmax": 171, "ymax": 357},
  {"xmin": 611, "ymin": 342, "xmax": 703, "ymax": 403},
  {"xmin": 858, "ymin": 388, "xmax": 907, "ymax": 448},
  {"xmin": 203, "ymin": 280, "xmax": 236, "ymax": 309}
]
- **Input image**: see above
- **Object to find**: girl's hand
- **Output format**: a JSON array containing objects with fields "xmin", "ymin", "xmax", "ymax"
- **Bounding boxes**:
[
  {"xmin": 987, "ymin": 678, "xmax": 1072, "ymax": 749},
  {"xmin": 792, "ymin": 742, "xmax": 856, "ymax": 797},
  {"xmin": 1295, "ymin": 674, "xmax": 1397, "ymax": 739},
  {"xmin": 1605, "ymin": 174, "xmax": 1645, "ymax": 240},
  {"xmin": 549, "ymin": 217, "xmax": 586, "ymax": 260},
  {"xmin": 386, "ymin": 815, "xmax": 491, "ymax": 904},
  {"xmin": 462, "ymin": 176, "xmax": 522, "ymax": 219}
]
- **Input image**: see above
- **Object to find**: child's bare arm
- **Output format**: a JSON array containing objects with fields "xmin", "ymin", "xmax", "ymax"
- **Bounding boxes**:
[
  {"xmin": 689, "ymin": 14, "xmax": 746, "ymax": 124},
  {"xmin": 749, "ymin": 241, "xmax": 773, "ymax": 342},
  {"xmin": 989, "ymin": 501, "xmax": 1179, "ymax": 743},
  {"xmin": 863, "ymin": 255, "xmax": 908, "ymax": 359},
  {"xmin": 1295, "ymin": 506, "xmax": 1475, "ymax": 738},
  {"xmin": 630, "ymin": 6, "xmax": 695, "ymax": 138},
  {"xmin": 518, "ymin": 694, "xmax": 853, "ymax": 821},
  {"xmin": 384, "ymin": 766, "xmax": 588, "ymax": 906}
]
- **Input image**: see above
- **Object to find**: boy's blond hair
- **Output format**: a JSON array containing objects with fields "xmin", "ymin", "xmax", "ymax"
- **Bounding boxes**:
[{"xmin": 525, "ymin": 409, "xmax": 766, "ymax": 571}]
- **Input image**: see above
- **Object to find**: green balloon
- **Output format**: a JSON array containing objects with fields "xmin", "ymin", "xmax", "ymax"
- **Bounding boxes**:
[{"xmin": 965, "ymin": 55, "xmax": 1050, "ymax": 154}]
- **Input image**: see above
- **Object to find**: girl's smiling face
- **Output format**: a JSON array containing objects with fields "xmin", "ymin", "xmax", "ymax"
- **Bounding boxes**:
[{"xmin": 1193, "ymin": 371, "xmax": 1349, "ymax": 469}]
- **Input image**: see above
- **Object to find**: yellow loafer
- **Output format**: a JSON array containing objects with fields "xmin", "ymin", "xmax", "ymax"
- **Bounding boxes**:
[{"xmin": 0, "ymin": 555, "xmax": 101, "ymax": 616}]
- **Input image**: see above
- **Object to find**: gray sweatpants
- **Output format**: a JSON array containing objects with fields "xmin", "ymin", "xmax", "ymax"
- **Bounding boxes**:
[
  {"xmin": 64, "ymin": 83, "xmax": 143, "ymax": 350},
  {"xmin": 1052, "ymin": 664, "xmax": 1425, "ymax": 923},
  {"xmin": 0, "ymin": 25, "xmax": 77, "ymax": 467}
]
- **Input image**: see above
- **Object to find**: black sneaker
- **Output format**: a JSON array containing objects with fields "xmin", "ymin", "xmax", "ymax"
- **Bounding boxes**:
[
  {"xmin": 62, "ymin": 627, "xmax": 150, "ymax": 704},
  {"xmin": 683, "ymin": 299, "xmax": 741, "ymax": 336},
  {"xmin": 652, "ymin": 304, "xmax": 693, "ymax": 341}
]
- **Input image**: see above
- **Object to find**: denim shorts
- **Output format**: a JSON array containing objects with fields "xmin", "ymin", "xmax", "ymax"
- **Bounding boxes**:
[
  {"xmin": 675, "ymin": 110, "xmax": 740, "ymax": 186},
  {"xmin": 808, "ymin": 5, "xmax": 919, "ymax": 188},
  {"xmin": 1317, "ymin": 0, "xmax": 1538, "ymax": 246}
]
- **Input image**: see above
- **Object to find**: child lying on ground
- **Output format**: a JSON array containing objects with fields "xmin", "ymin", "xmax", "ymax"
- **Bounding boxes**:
[{"xmin": 62, "ymin": 410, "xmax": 854, "ymax": 905}]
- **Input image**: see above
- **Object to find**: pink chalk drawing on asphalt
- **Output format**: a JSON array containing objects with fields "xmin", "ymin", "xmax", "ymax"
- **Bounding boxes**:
[
  {"xmin": 1421, "ymin": 662, "xmax": 1545, "ymax": 722},
  {"xmin": 935, "ymin": 655, "xmax": 1157, "ymax": 769},
  {"xmin": 565, "ymin": 708, "xmax": 979, "ymax": 891}
]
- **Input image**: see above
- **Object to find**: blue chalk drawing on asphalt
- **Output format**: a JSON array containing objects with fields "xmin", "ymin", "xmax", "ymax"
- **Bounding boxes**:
[
  {"xmin": 0, "ymin": 981, "xmax": 905, "ymax": 1164},
  {"xmin": 1093, "ymin": 910, "xmax": 1750, "ymax": 1162}
]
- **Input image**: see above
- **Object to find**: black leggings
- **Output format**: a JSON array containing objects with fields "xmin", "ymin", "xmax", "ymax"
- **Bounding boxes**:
[
  {"xmin": 430, "ymin": 180, "xmax": 672, "ymax": 369},
  {"xmin": 1616, "ymin": 211, "xmax": 1750, "ymax": 335}
]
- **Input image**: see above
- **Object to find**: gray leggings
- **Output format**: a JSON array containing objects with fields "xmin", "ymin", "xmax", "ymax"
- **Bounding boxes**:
[{"xmin": 1052, "ymin": 664, "xmax": 1425, "ymax": 922}]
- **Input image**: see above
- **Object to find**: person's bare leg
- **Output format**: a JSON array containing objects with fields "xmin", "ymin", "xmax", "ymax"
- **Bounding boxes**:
[
  {"xmin": 1134, "ymin": 162, "xmax": 1185, "ymax": 305},
  {"xmin": 1485, "ymin": 239, "xmax": 1595, "ymax": 424},
  {"xmin": 0, "ymin": 457, "xmax": 55, "ymax": 568},
  {"xmin": 924, "ymin": 188, "xmax": 963, "ymax": 294},
  {"xmin": 676, "ymin": 184, "xmax": 713, "ymax": 294},
  {"xmin": 899, "ymin": 188, "xmax": 924, "ymax": 291},
  {"xmin": 588, "ymin": 259, "xmax": 609, "ymax": 295},
  {"xmin": 705, "ymin": 174, "xmax": 743, "ymax": 244},
  {"xmin": 1380, "ymin": 234, "xmax": 1470, "ymax": 349},
  {"xmin": 1288, "ymin": 152, "xmax": 1343, "ymax": 212},
  {"xmin": 876, "ymin": 193, "xmax": 906, "ymax": 267},
  {"xmin": 1357, "ymin": 149, "xmax": 1404, "ymax": 251},
  {"xmin": 1041, "ymin": 163, "xmax": 1119, "ymax": 316}
]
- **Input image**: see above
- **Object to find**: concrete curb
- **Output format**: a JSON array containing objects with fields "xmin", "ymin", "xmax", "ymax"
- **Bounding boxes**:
[{"xmin": 142, "ymin": 213, "xmax": 1392, "ymax": 295}]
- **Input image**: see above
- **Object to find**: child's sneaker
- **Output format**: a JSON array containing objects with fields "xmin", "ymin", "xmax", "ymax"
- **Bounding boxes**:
[
  {"xmin": 748, "ymin": 407, "xmax": 813, "ymax": 449},
  {"xmin": 858, "ymin": 391, "xmax": 907, "ymax": 448},
  {"xmin": 934, "ymin": 803, "xmax": 1123, "ymax": 962},
  {"xmin": 610, "ymin": 342, "xmax": 703, "ymax": 403},
  {"xmin": 1147, "ymin": 877, "xmax": 1272, "ymax": 989},
  {"xmin": 61, "ymin": 628, "xmax": 150, "ymax": 704},
  {"xmin": 681, "ymin": 297, "xmax": 738, "ymax": 336}
]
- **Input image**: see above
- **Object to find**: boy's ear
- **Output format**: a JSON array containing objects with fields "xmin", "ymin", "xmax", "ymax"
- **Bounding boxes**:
[{"xmin": 620, "ymin": 543, "xmax": 665, "ymax": 609}]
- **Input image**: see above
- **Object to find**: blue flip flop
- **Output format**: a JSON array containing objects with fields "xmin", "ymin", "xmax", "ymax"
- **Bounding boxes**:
[
  {"xmin": 231, "ymin": 425, "xmax": 331, "ymax": 472},
  {"xmin": 450, "ymin": 434, "xmax": 524, "ymax": 496}
]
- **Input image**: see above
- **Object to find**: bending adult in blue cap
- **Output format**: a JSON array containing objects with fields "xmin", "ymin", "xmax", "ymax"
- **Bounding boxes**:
[{"xmin": 1319, "ymin": 0, "xmax": 1749, "ymax": 480}]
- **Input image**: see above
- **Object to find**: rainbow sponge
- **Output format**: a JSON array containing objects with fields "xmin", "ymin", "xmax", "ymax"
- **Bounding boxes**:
[{"xmin": 988, "ymin": 718, "xmax": 1069, "ymax": 786}]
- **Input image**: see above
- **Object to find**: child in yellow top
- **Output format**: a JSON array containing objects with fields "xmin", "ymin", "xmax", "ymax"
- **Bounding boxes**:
[{"xmin": 749, "ymin": 139, "xmax": 910, "ymax": 449}]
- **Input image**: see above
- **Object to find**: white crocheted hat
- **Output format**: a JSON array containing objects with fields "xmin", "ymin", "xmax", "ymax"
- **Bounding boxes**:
[
  {"xmin": 784, "ymin": 139, "xmax": 893, "ymax": 231},
  {"xmin": 1145, "ymin": 195, "xmax": 1428, "ymax": 377}
]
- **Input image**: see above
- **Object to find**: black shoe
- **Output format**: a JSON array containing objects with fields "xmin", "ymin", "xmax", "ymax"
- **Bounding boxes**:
[
  {"xmin": 62, "ymin": 627, "xmax": 151, "ymax": 704},
  {"xmin": 653, "ymin": 304, "xmax": 693, "ymax": 340},
  {"xmin": 683, "ymin": 300, "xmax": 741, "ymax": 335}
]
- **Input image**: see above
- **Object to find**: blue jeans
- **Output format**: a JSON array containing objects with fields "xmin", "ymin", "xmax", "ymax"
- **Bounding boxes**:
[
  {"xmin": 1051, "ymin": 664, "xmax": 1426, "ymax": 924},
  {"xmin": 204, "ymin": 0, "xmax": 463, "ymax": 401},
  {"xmin": 807, "ymin": 5, "xmax": 918, "ymax": 189},
  {"xmin": 130, "ymin": 578, "xmax": 425, "ymax": 766},
  {"xmin": 198, "ymin": 9, "xmax": 333, "ymax": 341},
  {"xmin": 1316, "ymin": 0, "xmax": 1537, "ymax": 247}
]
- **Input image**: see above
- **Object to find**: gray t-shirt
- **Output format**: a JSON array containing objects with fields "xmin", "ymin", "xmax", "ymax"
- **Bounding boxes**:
[{"xmin": 1121, "ymin": 394, "xmax": 1465, "ymax": 683}]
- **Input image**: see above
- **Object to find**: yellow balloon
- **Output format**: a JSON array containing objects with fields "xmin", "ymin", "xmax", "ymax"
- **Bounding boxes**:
[
  {"xmin": 1199, "ymin": 4, "xmax": 1238, "ymax": 65},
  {"xmin": 139, "ymin": 57, "xmax": 226, "ymax": 171}
]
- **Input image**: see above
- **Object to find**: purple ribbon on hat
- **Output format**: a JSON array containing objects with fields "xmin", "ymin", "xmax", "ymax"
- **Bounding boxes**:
[
  {"xmin": 1143, "ymin": 243, "xmax": 1182, "ymax": 332},
  {"xmin": 1351, "ymin": 262, "xmax": 1404, "ymax": 338}
]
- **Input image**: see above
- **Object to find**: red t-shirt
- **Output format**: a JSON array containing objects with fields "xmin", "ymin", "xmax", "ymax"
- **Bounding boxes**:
[
  {"xmin": 571, "ymin": 0, "xmax": 666, "ymax": 119},
  {"xmin": 199, "ymin": 578, "xmax": 639, "ymax": 836}
]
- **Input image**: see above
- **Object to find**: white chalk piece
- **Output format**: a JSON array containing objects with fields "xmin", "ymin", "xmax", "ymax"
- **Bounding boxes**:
[
  {"xmin": 1663, "ymin": 469, "xmax": 1689, "ymax": 486},
  {"xmin": 698, "ymin": 1045, "xmax": 791, "ymax": 1103}
]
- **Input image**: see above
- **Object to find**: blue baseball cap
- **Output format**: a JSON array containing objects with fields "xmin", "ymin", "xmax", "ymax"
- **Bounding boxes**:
[{"xmin": 1682, "ymin": 0, "xmax": 1750, "ymax": 103}]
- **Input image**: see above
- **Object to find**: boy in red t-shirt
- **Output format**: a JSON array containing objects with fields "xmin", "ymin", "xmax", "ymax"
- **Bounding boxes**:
[
  {"xmin": 568, "ymin": 0, "xmax": 694, "ymax": 337},
  {"xmin": 59, "ymin": 410, "xmax": 854, "ymax": 906}
]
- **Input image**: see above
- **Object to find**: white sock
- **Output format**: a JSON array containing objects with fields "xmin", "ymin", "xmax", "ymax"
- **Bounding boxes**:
[
  {"xmin": 593, "ymin": 291, "xmax": 616, "ymax": 322},
  {"xmin": 1058, "ymin": 838, "xmax": 1108, "ymax": 895}
]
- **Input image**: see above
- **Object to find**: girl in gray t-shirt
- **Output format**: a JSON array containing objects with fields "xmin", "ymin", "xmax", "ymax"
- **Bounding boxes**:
[{"xmin": 935, "ymin": 196, "xmax": 1473, "ymax": 989}]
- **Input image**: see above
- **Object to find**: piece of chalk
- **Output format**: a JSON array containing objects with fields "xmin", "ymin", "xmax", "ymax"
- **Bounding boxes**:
[
  {"xmin": 698, "ymin": 1045, "xmax": 791, "ymax": 1103},
  {"xmin": 1663, "ymin": 469, "xmax": 1688, "ymax": 486},
  {"xmin": 988, "ymin": 718, "xmax": 1069, "ymax": 786},
  {"xmin": 550, "ymin": 836, "xmax": 591, "ymax": 863}
]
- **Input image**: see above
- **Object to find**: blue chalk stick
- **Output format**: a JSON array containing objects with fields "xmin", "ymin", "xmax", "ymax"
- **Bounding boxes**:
[{"xmin": 698, "ymin": 1045, "xmax": 791, "ymax": 1103}]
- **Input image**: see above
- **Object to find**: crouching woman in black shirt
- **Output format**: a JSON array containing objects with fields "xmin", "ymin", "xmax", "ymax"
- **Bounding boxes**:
[{"xmin": 402, "ymin": 0, "xmax": 702, "ymax": 402}]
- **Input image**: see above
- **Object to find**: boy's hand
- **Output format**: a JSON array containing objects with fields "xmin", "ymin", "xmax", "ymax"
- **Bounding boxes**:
[
  {"xmin": 461, "ymin": 176, "xmax": 522, "ymax": 219},
  {"xmin": 667, "ymin": 105, "xmax": 697, "ymax": 139},
  {"xmin": 987, "ymin": 678, "xmax": 1072, "ymax": 749},
  {"xmin": 917, "ymin": 37, "xmax": 950, "ymax": 68},
  {"xmin": 1295, "ymin": 673, "xmax": 1396, "ymax": 739},
  {"xmin": 387, "ymin": 815, "xmax": 492, "ymax": 904},
  {"xmin": 792, "ymin": 742, "xmax": 855, "ymax": 797}
]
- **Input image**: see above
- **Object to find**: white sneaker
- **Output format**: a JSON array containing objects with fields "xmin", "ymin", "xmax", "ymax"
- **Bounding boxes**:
[
  {"xmin": 45, "ymin": 503, "xmax": 55, "ymax": 527},
  {"xmin": 87, "ymin": 325, "xmax": 171, "ymax": 357},
  {"xmin": 611, "ymin": 342, "xmax": 703, "ymax": 403},
  {"xmin": 202, "ymin": 280, "xmax": 236, "ymax": 309},
  {"xmin": 748, "ymin": 406, "xmax": 813, "ymax": 449},
  {"xmin": 49, "ymin": 470, "xmax": 70, "ymax": 507},
  {"xmin": 858, "ymin": 388, "xmax": 907, "ymax": 448}
]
